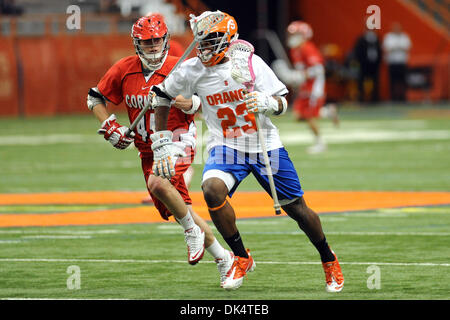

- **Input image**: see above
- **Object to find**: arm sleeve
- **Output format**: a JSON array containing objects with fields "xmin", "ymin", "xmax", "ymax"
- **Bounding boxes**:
[
  {"xmin": 311, "ymin": 69, "xmax": 325, "ymax": 98},
  {"xmin": 252, "ymin": 54, "xmax": 288, "ymax": 96},
  {"xmin": 163, "ymin": 60, "xmax": 194, "ymax": 99},
  {"xmin": 97, "ymin": 64, "xmax": 124, "ymax": 105}
]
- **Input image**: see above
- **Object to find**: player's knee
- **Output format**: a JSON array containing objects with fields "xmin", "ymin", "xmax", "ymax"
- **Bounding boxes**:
[
  {"xmin": 147, "ymin": 175, "xmax": 171, "ymax": 199},
  {"xmin": 283, "ymin": 198, "xmax": 308, "ymax": 222},
  {"xmin": 202, "ymin": 178, "xmax": 227, "ymax": 206}
]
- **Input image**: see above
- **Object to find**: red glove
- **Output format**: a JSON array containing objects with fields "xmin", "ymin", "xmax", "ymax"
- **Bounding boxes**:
[{"xmin": 97, "ymin": 114, "xmax": 135, "ymax": 149}]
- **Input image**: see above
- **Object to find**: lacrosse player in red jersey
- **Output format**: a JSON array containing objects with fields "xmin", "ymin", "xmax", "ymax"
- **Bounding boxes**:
[
  {"xmin": 87, "ymin": 13, "xmax": 230, "ymax": 271},
  {"xmin": 273, "ymin": 21, "xmax": 339, "ymax": 154},
  {"xmin": 140, "ymin": 32, "xmax": 194, "ymax": 206},
  {"xmin": 149, "ymin": 11, "xmax": 344, "ymax": 292}
]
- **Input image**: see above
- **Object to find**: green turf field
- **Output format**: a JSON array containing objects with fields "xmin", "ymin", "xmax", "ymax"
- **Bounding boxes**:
[{"xmin": 0, "ymin": 104, "xmax": 449, "ymax": 300}]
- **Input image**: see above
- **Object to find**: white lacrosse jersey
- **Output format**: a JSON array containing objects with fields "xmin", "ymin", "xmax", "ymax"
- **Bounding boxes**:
[{"xmin": 164, "ymin": 54, "xmax": 288, "ymax": 153}]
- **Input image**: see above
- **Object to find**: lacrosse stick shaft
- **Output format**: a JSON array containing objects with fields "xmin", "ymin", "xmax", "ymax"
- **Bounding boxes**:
[
  {"xmin": 228, "ymin": 39, "xmax": 282, "ymax": 215},
  {"xmin": 126, "ymin": 39, "xmax": 198, "ymax": 135},
  {"xmin": 253, "ymin": 113, "xmax": 282, "ymax": 215}
]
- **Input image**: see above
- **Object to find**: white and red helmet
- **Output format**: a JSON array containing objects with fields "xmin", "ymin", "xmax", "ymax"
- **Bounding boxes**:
[
  {"xmin": 131, "ymin": 14, "xmax": 170, "ymax": 70},
  {"xmin": 286, "ymin": 21, "xmax": 313, "ymax": 48}
]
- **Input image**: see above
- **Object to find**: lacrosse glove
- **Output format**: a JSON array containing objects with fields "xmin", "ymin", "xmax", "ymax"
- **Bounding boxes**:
[{"xmin": 97, "ymin": 114, "xmax": 135, "ymax": 150}]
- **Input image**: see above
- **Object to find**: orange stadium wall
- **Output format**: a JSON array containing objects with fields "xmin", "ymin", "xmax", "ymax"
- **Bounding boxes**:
[
  {"xmin": 0, "ymin": 32, "xmax": 193, "ymax": 117},
  {"xmin": 0, "ymin": 38, "xmax": 19, "ymax": 116},
  {"xmin": 20, "ymin": 35, "xmax": 136, "ymax": 116},
  {"xmin": 292, "ymin": 0, "xmax": 450, "ymax": 102}
]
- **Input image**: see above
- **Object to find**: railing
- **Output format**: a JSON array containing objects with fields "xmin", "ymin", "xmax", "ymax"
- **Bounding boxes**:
[
  {"xmin": 0, "ymin": 12, "xmax": 188, "ymax": 36},
  {"xmin": 408, "ymin": 0, "xmax": 450, "ymax": 31},
  {"xmin": 0, "ymin": 13, "xmax": 195, "ymax": 117}
]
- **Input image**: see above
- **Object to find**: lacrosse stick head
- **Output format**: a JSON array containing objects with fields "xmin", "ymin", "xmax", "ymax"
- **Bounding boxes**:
[
  {"xmin": 227, "ymin": 40, "xmax": 256, "ymax": 91},
  {"xmin": 189, "ymin": 11, "xmax": 238, "ymax": 66}
]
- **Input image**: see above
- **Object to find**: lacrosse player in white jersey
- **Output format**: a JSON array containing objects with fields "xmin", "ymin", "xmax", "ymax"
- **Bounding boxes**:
[{"xmin": 149, "ymin": 10, "xmax": 344, "ymax": 292}]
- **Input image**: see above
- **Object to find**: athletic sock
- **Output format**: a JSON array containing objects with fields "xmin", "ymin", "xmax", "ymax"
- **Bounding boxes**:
[
  {"xmin": 224, "ymin": 231, "xmax": 248, "ymax": 258},
  {"xmin": 312, "ymin": 237, "xmax": 335, "ymax": 263},
  {"xmin": 176, "ymin": 211, "xmax": 196, "ymax": 231},
  {"xmin": 315, "ymin": 135, "xmax": 325, "ymax": 146},
  {"xmin": 206, "ymin": 238, "xmax": 227, "ymax": 260}
]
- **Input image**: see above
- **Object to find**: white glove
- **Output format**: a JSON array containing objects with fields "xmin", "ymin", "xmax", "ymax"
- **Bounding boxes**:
[
  {"xmin": 150, "ymin": 130, "xmax": 187, "ymax": 179},
  {"xmin": 243, "ymin": 91, "xmax": 279, "ymax": 116},
  {"xmin": 97, "ymin": 114, "xmax": 135, "ymax": 150},
  {"xmin": 179, "ymin": 132, "xmax": 197, "ymax": 150}
]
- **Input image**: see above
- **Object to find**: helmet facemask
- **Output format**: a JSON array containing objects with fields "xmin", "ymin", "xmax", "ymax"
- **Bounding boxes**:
[
  {"xmin": 287, "ymin": 34, "xmax": 305, "ymax": 48},
  {"xmin": 286, "ymin": 21, "xmax": 313, "ymax": 49},
  {"xmin": 133, "ymin": 33, "xmax": 170, "ymax": 71},
  {"xmin": 131, "ymin": 14, "xmax": 170, "ymax": 71},
  {"xmin": 197, "ymin": 32, "xmax": 231, "ymax": 66},
  {"xmin": 190, "ymin": 10, "xmax": 238, "ymax": 66}
]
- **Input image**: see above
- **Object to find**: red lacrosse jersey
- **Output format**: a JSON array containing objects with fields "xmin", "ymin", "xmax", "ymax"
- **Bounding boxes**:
[
  {"xmin": 289, "ymin": 41, "xmax": 324, "ymax": 95},
  {"xmin": 97, "ymin": 55, "xmax": 195, "ymax": 155}
]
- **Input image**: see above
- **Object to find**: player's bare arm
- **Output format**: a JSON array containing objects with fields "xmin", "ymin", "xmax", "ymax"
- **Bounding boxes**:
[
  {"xmin": 87, "ymin": 87, "xmax": 109, "ymax": 121},
  {"xmin": 172, "ymin": 95, "xmax": 192, "ymax": 112},
  {"xmin": 148, "ymin": 86, "xmax": 188, "ymax": 179},
  {"xmin": 87, "ymin": 87, "xmax": 135, "ymax": 150},
  {"xmin": 152, "ymin": 85, "xmax": 173, "ymax": 131},
  {"xmin": 172, "ymin": 95, "xmax": 201, "ymax": 114},
  {"xmin": 272, "ymin": 95, "xmax": 288, "ymax": 115}
]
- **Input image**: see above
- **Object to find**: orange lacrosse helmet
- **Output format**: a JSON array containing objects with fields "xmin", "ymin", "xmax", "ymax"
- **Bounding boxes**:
[
  {"xmin": 192, "ymin": 11, "xmax": 238, "ymax": 67},
  {"xmin": 286, "ymin": 21, "xmax": 313, "ymax": 48},
  {"xmin": 131, "ymin": 13, "xmax": 170, "ymax": 70}
]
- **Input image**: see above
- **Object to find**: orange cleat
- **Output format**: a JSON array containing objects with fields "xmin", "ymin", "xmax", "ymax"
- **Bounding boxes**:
[
  {"xmin": 222, "ymin": 249, "xmax": 255, "ymax": 290},
  {"xmin": 322, "ymin": 251, "xmax": 344, "ymax": 292}
]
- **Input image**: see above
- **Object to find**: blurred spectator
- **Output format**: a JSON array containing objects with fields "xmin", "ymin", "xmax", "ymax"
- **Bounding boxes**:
[
  {"xmin": 321, "ymin": 43, "xmax": 347, "ymax": 103},
  {"xmin": 0, "ymin": 0, "xmax": 23, "ymax": 15},
  {"xmin": 353, "ymin": 28, "xmax": 382, "ymax": 103},
  {"xmin": 383, "ymin": 22, "xmax": 411, "ymax": 102},
  {"xmin": 116, "ymin": 0, "xmax": 185, "ymax": 34},
  {"xmin": 341, "ymin": 50, "xmax": 361, "ymax": 101}
]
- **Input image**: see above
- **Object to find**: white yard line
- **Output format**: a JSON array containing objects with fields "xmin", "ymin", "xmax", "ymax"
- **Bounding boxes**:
[
  {"xmin": 0, "ymin": 229, "xmax": 120, "ymax": 235},
  {"xmin": 0, "ymin": 298, "xmax": 136, "ymax": 300},
  {"xmin": 280, "ymin": 129, "xmax": 450, "ymax": 145},
  {"xmin": 325, "ymin": 231, "xmax": 450, "ymax": 236},
  {"xmin": 0, "ymin": 258, "xmax": 448, "ymax": 267},
  {"xmin": 20, "ymin": 235, "xmax": 92, "ymax": 239},
  {"xmin": 1, "ymin": 128, "xmax": 450, "ymax": 146},
  {"xmin": 153, "ymin": 227, "xmax": 450, "ymax": 236},
  {"xmin": 1, "ymin": 229, "xmax": 448, "ymax": 239},
  {"xmin": 241, "ymin": 231, "xmax": 450, "ymax": 236},
  {"xmin": 0, "ymin": 134, "xmax": 99, "ymax": 146}
]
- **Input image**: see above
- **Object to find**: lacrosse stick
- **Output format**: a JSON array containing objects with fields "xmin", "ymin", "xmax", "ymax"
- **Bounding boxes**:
[
  {"xmin": 228, "ymin": 39, "xmax": 282, "ymax": 215},
  {"xmin": 126, "ymin": 12, "xmax": 227, "ymax": 136}
]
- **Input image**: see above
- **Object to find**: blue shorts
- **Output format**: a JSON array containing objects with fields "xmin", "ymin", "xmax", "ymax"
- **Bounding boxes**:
[{"xmin": 203, "ymin": 146, "xmax": 304, "ymax": 203}]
